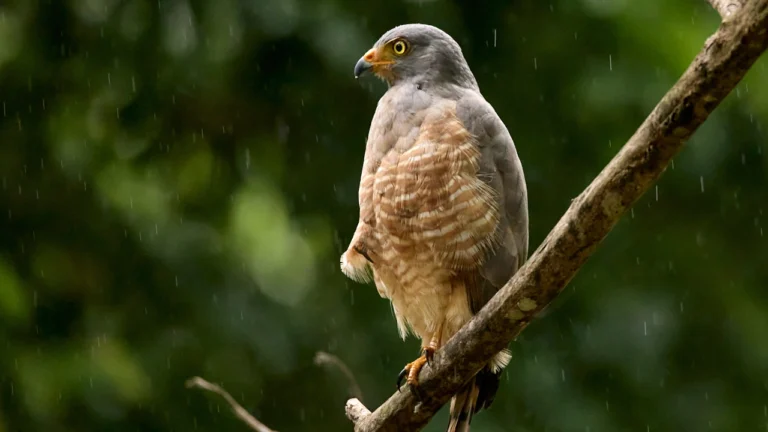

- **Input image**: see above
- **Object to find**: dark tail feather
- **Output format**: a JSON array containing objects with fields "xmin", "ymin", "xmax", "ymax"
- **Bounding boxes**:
[
  {"xmin": 446, "ymin": 376, "xmax": 478, "ymax": 432},
  {"xmin": 446, "ymin": 367, "xmax": 501, "ymax": 432}
]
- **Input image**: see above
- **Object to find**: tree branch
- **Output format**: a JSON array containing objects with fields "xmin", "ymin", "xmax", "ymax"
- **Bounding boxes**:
[
  {"xmin": 186, "ymin": 377, "xmax": 277, "ymax": 432},
  {"xmin": 314, "ymin": 351, "xmax": 364, "ymax": 401},
  {"xmin": 708, "ymin": 0, "xmax": 746, "ymax": 18},
  {"xmin": 346, "ymin": 398, "xmax": 372, "ymax": 424},
  {"xmin": 347, "ymin": 1, "xmax": 768, "ymax": 430}
]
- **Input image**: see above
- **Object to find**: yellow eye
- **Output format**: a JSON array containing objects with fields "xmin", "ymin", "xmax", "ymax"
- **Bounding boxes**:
[{"xmin": 392, "ymin": 40, "xmax": 408, "ymax": 55}]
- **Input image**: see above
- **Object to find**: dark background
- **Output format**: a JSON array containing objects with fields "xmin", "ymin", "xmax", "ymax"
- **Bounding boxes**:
[{"xmin": 1, "ymin": 0, "xmax": 767, "ymax": 431}]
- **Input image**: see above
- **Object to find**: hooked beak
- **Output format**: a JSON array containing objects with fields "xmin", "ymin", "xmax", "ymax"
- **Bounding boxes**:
[
  {"xmin": 354, "ymin": 57, "xmax": 373, "ymax": 78},
  {"xmin": 354, "ymin": 47, "xmax": 393, "ymax": 79}
]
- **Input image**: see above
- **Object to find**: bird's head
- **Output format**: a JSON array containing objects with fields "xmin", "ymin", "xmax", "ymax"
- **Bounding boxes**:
[{"xmin": 354, "ymin": 24, "xmax": 477, "ymax": 89}]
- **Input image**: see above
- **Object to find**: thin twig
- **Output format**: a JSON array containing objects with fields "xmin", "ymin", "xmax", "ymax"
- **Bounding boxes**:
[
  {"xmin": 346, "ymin": 0, "xmax": 768, "ymax": 430},
  {"xmin": 186, "ymin": 376, "xmax": 277, "ymax": 432},
  {"xmin": 314, "ymin": 351, "xmax": 364, "ymax": 401},
  {"xmin": 708, "ymin": 0, "xmax": 745, "ymax": 18}
]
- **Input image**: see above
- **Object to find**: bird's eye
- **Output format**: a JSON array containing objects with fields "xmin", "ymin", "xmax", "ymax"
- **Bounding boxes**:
[{"xmin": 392, "ymin": 40, "xmax": 409, "ymax": 56}]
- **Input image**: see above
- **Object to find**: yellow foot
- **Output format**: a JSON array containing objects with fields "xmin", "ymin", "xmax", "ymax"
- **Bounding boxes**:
[{"xmin": 396, "ymin": 346, "xmax": 437, "ymax": 394}]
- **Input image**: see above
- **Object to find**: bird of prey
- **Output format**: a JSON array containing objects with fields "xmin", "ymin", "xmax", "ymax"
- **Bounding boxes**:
[{"xmin": 340, "ymin": 24, "xmax": 528, "ymax": 431}]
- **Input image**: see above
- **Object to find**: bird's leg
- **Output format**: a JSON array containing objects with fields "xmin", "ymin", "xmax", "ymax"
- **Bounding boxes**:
[
  {"xmin": 396, "ymin": 321, "xmax": 444, "ymax": 393},
  {"xmin": 396, "ymin": 355, "xmax": 428, "ymax": 393},
  {"xmin": 424, "ymin": 324, "xmax": 443, "ymax": 365}
]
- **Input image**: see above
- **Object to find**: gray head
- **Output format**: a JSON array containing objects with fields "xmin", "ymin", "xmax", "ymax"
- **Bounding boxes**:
[{"xmin": 353, "ymin": 24, "xmax": 478, "ymax": 90}]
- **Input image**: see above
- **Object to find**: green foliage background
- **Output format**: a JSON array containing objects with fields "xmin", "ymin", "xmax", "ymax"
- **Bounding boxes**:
[{"xmin": 1, "ymin": 0, "xmax": 767, "ymax": 431}]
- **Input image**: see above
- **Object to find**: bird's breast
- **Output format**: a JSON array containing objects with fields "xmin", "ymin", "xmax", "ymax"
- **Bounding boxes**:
[{"xmin": 364, "ymin": 101, "xmax": 500, "ymax": 276}]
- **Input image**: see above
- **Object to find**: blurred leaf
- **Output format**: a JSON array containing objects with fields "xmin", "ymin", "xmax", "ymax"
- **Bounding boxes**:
[
  {"xmin": 230, "ymin": 180, "xmax": 316, "ymax": 307},
  {"xmin": 0, "ymin": 257, "xmax": 29, "ymax": 324}
]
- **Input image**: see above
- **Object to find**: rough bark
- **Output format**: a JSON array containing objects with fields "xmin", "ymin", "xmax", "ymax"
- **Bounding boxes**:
[
  {"xmin": 347, "ymin": 0, "xmax": 768, "ymax": 430},
  {"xmin": 346, "ymin": 399, "xmax": 372, "ymax": 424},
  {"xmin": 709, "ymin": 0, "xmax": 747, "ymax": 18}
]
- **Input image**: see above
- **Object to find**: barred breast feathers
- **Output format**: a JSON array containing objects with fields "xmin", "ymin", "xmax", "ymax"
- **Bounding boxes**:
[{"xmin": 374, "ymin": 102, "xmax": 501, "ymax": 271}]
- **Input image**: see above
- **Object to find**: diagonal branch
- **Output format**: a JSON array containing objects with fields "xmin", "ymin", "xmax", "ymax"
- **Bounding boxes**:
[{"xmin": 346, "ymin": 0, "xmax": 768, "ymax": 430}]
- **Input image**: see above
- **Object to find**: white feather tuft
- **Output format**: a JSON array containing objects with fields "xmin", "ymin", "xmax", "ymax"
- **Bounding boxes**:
[
  {"xmin": 340, "ymin": 250, "xmax": 372, "ymax": 283},
  {"xmin": 489, "ymin": 349, "xmax": 512, "ymax": 373}
]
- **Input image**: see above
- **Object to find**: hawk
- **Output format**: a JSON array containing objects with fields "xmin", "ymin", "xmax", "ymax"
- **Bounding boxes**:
[{"xmin": 341, "ymin": 24, "xmax": 528, "ymax": 431}]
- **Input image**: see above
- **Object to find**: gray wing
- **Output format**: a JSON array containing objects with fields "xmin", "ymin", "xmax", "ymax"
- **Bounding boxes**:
[{"xmin": 457, "ymin": 92, "xmax": 529, "ymax": 314}]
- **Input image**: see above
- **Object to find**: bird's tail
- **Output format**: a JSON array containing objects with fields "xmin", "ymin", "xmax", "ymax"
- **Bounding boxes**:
[
  {"xmin": 446, "ymin": 367, "xmax": 501, "ymax": 432},
  {"xmin": 446, "ymin": 376, "xmax": 479, "ymax": 432}
]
